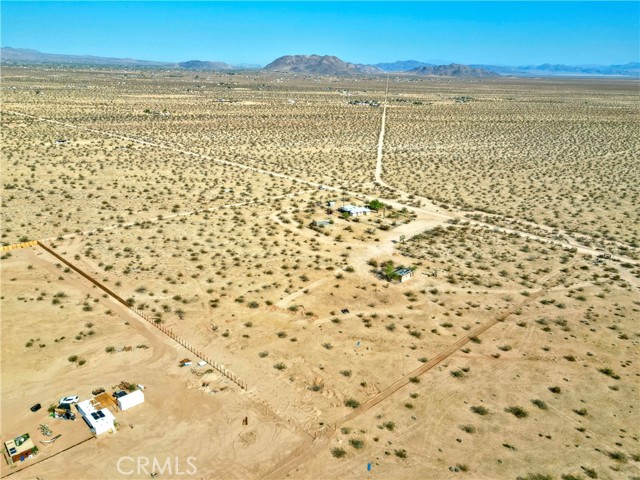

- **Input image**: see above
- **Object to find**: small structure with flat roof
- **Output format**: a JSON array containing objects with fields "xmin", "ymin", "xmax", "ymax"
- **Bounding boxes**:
[
  {"xmin": 4, "ymin": 433, "xmax": 36, "ymax": 465},
  {"xmin": 117, "ymin": 389, "xmax": 144, "ymax": 412},
  {"xmin": 312, "ymin": 219, "xmax": 332, "ymax": 228},
  {"xmin": 394, "ymin": 268, "xmax": 414, "ymax": 283},
  {"xmin": 339, "ymin": 205, "xmax": 371, "ymax": 217}
]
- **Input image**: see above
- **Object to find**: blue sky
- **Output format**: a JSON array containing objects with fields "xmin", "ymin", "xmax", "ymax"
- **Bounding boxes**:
[{"xmin": 1, "ymin": 2, "xmax": 638, "ymax": 65}]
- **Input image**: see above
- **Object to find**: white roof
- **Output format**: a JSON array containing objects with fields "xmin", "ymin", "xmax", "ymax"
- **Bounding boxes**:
[
  {"xmin": 117, "ymin": 389, "xmax": 145, "ymax": 411},
  {"xmin": 340, "ymin": 205, "xmax": 370, "ymax": 214},
  {"xmin": 77, "ymin": 399, "xmax": 115, "ymax": 434}
]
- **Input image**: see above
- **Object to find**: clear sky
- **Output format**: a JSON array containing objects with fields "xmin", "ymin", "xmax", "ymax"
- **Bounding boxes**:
[{"xmin": 1, "ymin": 1, "xmax": 638, "ymax": 66}]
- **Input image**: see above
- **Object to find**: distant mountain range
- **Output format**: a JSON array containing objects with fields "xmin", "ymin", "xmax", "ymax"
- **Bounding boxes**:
[
  {"xmin": 471, "ymin": 62, "xmax": 640, "ymax": 77},
  {"xmin": 377, "ymin": 58, "xmax": 639, "ymax": 77},
  {"xmin": 374, "ymin": 60, "xmax": 433, "ymax": 72},
  {"xmin": 0, "ymin": 47, "xmax": 169, "ymax": 67},
  {"xmin": 2, "ymin": 47, "xmax": 638, "ymax": 77},
  {"xmin": 408, "ymin": 63, "xmax": 499, "ymax": 78},
  {"xmin": 263, "ymin": 56, "xmax": 495, "ymax": 77},
  {"xmin": 176, "ymin": 60, "xmax": 232, "ymax": 71},
  {"xmin": 0, "ymin": 47, "xmax": 234, "ymax": 70},
  {"xmin": 264, "ymin": 55, "xmax": 381, "ymax": 75}
]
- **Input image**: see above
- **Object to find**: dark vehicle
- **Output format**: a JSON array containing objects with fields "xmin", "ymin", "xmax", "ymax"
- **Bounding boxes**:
[{"xmin": 30, "ymin": 403, "xmax": 41, "ymax": 412}]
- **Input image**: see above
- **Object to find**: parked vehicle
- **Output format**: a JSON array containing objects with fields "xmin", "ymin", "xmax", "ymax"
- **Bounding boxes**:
[
  {"xmin": 59, "ymin": 395, "xmax": 79, "ymax": 404},
  {"xmin": 30, "ymin": 403, "xmax": 41, "ymax": 412}
]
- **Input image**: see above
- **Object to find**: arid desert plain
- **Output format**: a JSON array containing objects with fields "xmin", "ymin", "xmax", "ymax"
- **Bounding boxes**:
[{"xmin": 1, "ymin": 67, "xmax": 639, "ymax": 480}]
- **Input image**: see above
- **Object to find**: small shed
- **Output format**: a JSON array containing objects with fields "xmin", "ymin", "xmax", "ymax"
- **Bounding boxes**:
[
  {"xmin": 4, "ymin": 434, "xmax": 36, "ymax": 464},
  {"xmin": 394, "ymin": 268, "xmax": 414, "ymax": 283},
  {"xmin": 117, "ymin": 389, "xmax": 145, "ymax": 411}
]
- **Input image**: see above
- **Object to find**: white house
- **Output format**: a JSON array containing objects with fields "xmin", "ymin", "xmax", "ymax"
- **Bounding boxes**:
[
  {"xmin": 117, "ymin": 389, "xmax": 145, "ymax": 411},
  {"xmin": 76, "ymin": 399, "xmax": 116, "ymax": 435},
  {"xmin": 339, "ymin": 205, "xmax": 371, "ymax": 217}
]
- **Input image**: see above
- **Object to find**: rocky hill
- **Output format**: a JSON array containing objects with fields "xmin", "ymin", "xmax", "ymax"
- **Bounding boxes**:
[{"xmin": 264, "ymin": 55, "xmax": 382, "ymax": 75}]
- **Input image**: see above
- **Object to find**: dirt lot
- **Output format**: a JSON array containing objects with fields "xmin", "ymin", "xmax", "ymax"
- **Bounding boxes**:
[
  {"xmin": 1, "ymin": 247, "xmax": 304, "ymax": 479},
  {"xmin": 1, "ymin": 67, "xmax": 639, "ymax": 479}
]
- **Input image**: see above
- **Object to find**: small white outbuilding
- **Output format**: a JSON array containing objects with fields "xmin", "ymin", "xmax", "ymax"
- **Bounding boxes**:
[{"xmin": 117, "ymin": 389, "xmax": 145, "ymax": 411}]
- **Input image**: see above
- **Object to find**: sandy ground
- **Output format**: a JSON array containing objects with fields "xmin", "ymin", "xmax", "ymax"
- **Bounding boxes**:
[
  {"xmin": 1, "ymin": 248, "xmax": 304, "ymax": 479},
  {"xmin": 1, "ymin": 68, "xmax": 639, "ymax": 479}
]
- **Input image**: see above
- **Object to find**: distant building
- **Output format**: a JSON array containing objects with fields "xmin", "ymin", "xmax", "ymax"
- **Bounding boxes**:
[
  {"xmin": 4, "ymin": 434, "xmax": 36, "ymax": 464},
  {"xmin": 394, "ymin": 268, "xmax": 414, "ymax": 283},
  {"xmin": 77, "ymin": 399, "xmax": 116, "ymax": 435},
  {"xmin": 339, "ymin": 205, "xmax": 371, "ymax": 217}
]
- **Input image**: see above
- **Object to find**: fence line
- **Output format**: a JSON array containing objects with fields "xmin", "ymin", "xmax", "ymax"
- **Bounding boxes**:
[
  {"xmin": 1, "ymin": 240, "xmax": 39, "ymax": 252},
  {"xmin": 36, "ymin": 241, "xmax": 247, "ymax": 390}
]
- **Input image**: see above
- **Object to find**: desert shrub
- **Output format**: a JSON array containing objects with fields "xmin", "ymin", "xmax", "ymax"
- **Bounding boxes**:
[
  {"xmin": 516, "ymin": 474, "xmax": 553, "ymax": 480},
  {"xmin": 394, "ymin": 449, "xmax": 407, "ymax": 459},
  {"xmin": 599, "ymin": 367, "xmax": 620, "ymax": 379},
  {"xmin": 470, "ymin": 405, "xmax": 488, "ymax": 416},
  {"xmin": 349, "ymin": 439, "xmax": 364, "ymax": 449},
  {"xmin": 606, "ymin": 450, "xmax": 627, "ymax": 462},
  {"xmin": 531, "ymin": 399, "xmax": 548, "ymax": 410},
  {"xmin": 505, "ymin": 406, "xmax": 528, "ymax": 418},
  {"xmin": 273, "ymin": 362, "xmax": 286, "ymax": 370},
  {"xmin": 561, "ymin": 474, "xmax": 584, "ymax": 480},
  {"xmin": 331, "ymin": 448, "xmax": 346, "ymax": 458},
  {"xmin": 382, "ymin": 421, "xmax": 395, "ymax": 431},
  {"xmin": 458, "ymin": 424, "xmax": 476, "ymax": 433},
  {"xmin": 344, "ymin": 398, "xmax": 360, "ymax": 408}
]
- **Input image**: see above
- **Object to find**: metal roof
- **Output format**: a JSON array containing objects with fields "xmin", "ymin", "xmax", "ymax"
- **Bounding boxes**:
[
  {"xmin": 394, "ymin": 268, "xmax": 413, "ymax": 276},
  {"xmin": 339, "ymin": 205, "xmax": 371, "ymax": 214}
]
